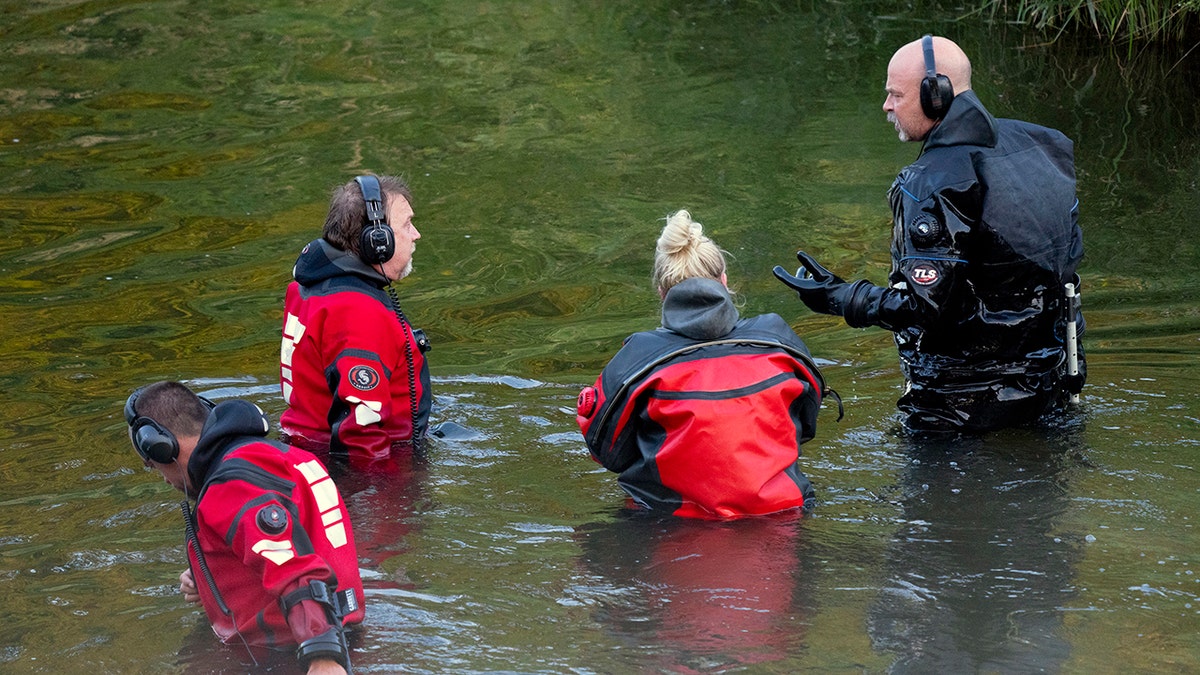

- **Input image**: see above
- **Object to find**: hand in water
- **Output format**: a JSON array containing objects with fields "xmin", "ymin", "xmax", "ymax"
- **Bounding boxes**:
[{"xmin": 179, "ymin": 568, "xmax": 201, "ymax": 604}]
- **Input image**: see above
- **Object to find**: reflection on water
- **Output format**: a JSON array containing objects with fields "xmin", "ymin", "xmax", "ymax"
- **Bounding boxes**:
[
  {"xmin": 1, "ymin": 1, "xmax": 1199, "ymax": 673},
  {"xmin": 867, "ymin": 427, "xmax": 1087, "ymax": 672},
  {"xmin": 573, "ymin": 513, "xmax": 811, "ymax": 673}
]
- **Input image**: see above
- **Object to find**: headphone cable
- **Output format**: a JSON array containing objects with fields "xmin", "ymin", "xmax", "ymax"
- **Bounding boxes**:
[
  {"xmin": 180, "ymin": 499, "xmax": 259, "ymax": 666},
  {"xmin": 385, "ymin": 283, "xmax": 424, "ymax": 453}
]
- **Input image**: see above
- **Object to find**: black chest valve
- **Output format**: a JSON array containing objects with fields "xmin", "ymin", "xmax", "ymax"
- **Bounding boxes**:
[
  {"xmin": 910, "ymin": 214, "xmax": 944, "ymax": 246},
  {"xmin": 256, "ymin": 504, "xmax": 289, "ymax": 535}
]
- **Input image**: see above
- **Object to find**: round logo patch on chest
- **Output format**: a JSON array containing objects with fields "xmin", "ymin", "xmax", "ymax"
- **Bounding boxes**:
[
  {"xmin": 348, "ymin": 365, "xmax": 381, "ymax": 391},
  {"xmin": 911, "ymin": 264, "xmax": 940, "ymax": 286}
]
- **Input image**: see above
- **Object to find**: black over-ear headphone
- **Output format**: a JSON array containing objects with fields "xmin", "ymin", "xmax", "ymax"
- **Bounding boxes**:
[
  {"xmin": 355, "ymin": 175, "xmax": 394, "ymax": 266},
  {"xmin": 124, "ymin": 387, "xmax": 215, "ymax": 464},
  {"xmin": 919, "ymin": 34, "xmax": 955, "ymax": 120}
]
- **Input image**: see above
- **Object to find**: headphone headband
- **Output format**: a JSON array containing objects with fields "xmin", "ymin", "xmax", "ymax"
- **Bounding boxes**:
[
  {"xmin": 124, "ymin": 387, "xmax": 214, "ymax": 465},
  {"xmin": 919, "ymin": 34, "xmax": 954, "ymax": 120},
  {"xmin": 355, "ymin": 175, "xmax": 395, "ymax": 266},
  {"xmin": 355, "ymin": 175, "xmax": 387, "ymax": 228},
  {"xmin": 922, "ymin": 34, "xmax": 936, "ymax": 79}
]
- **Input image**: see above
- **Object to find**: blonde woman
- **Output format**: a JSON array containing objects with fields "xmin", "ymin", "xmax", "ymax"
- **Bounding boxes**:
[{"xmin": 577, "ymin": 210, "xmax": 832, "ymax": 519}]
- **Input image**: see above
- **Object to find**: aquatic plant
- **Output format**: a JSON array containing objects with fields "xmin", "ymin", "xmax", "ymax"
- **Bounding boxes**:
[{"xmin": 978, "ymin": 0, "xmax": 1200, "ymax": 43}]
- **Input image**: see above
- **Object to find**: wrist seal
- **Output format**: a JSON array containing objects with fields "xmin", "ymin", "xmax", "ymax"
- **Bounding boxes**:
[
  {"xmin": 296, "ymin": 627, "xmax": 349, "ymax": 669},
  {"xmin": 841, "ymin": 280, "xmax": 880, "ymax": 328}
]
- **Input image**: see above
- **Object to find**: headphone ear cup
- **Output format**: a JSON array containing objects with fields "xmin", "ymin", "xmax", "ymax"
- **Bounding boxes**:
[
  {"xmin": 359, "ymin": 223, "xmax": 395, "ymax": 266},
  {"xmin": 919, "ymin": 34, "xmax": 954, "ymax": 120},
  {"xmin": 920, "ymin": 74, "xmax": 954, "ymax": 120},
  {"xmin": 355, "ymin": 175, "xmax": 395, "ymax": 266},
  {"xmin": 133, "ymin": 419, "xmax": 179, "ymax": 464}
]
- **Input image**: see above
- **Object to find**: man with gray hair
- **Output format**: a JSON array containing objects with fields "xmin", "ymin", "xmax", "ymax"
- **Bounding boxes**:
[{"xmin": 280, "ymin": 174, "xmax": 432, "ymax": 465}]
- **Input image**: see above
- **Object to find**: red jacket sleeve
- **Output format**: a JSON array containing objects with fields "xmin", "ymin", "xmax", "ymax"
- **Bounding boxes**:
[
  {"xmin": 322, "ymin": 302, "xmax": 410, "ymax": 461},
  {"xmin": 198, "ymin": 475, "xmax": 339, "ymax": 645}
]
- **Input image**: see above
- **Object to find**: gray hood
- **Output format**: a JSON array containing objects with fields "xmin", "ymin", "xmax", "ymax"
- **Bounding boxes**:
[{"xmin": 661, "ymin": 277, "xmax": 739, "ymax": 341}]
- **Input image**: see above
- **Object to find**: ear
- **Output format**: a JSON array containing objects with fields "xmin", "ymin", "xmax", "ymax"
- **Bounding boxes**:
[{"xmin": 720, "ymin": 272, "xmax": 728, "ymax": 288}]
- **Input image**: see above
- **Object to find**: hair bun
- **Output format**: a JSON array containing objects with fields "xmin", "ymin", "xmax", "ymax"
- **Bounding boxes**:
[{"xmin": 652, "ymin": 209, "xmax": 727, "ymax": 294}]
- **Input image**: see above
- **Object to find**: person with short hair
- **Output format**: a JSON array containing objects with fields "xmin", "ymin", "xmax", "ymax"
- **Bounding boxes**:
[
  {"xmin": 124, "ymin": 381, "xmax": 364, "ymax": 674},
  {"xmin": 280, "ymin": 174, "xmax": 432, "ymax": 466},
  {"xmin": 578, "ymin": 210, "xmax": 831, "ymax": 519},
  {"xmin": 775, "ymin": 35, "xmax": 1085, "ymax": 432}
]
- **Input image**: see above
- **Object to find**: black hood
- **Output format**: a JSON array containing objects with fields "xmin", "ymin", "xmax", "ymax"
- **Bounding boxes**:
[
  {"xmin": 186, "ymin": 400, "xmax": 272, "ymax": 494},
  {"xmin": 924, "ymin": 89, "xmax": 998, "ymax": 151},
  {"xmin": 293, "ymin": 238, "xmax": 388, "ymax": 288},
  {"xmin": 661, "ymin": 277, "xmax": 739, "ymax": 341}
]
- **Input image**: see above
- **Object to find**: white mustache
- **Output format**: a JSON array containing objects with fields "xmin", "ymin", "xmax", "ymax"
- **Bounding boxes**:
[{"xmin": 887, "ymin": 111, "xmax": 908, "ymax": 141}]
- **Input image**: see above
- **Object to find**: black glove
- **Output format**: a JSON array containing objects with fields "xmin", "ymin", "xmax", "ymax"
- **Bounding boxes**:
[{"xmin": 773, "ymin": 251, "xmax": 868, "ymax": 317}]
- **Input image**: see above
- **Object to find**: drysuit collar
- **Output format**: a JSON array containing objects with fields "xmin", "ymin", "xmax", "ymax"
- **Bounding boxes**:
[
  {"xmin": 186, "ymin": 400, "xmax": 272, "ymax": 495},
  {"xmin": 924, "ymin": 89, "xmax": 998, "ymax": 151},
  {"xmin": 293, "ymin": 238, "xmax": 388, "ymax": 288},
  {"xmin": 661, "ymin": 277, "xmax": 739, "ymax": 341}
]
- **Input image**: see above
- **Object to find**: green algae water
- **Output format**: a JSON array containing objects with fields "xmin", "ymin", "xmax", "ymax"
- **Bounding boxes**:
[{"xmin": 1, "ymin": 2, "xmax": 1198, "ymax": 672}]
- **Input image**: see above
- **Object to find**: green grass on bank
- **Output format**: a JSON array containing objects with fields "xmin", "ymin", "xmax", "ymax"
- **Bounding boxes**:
[{"xmin": 979, "ymin": 0, "xmax": 1200, "ymax": 43}]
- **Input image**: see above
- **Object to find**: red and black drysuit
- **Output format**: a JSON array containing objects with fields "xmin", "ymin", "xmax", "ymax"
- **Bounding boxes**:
[
  {"xmin": 184, "ymin": 399, "xmax": 365, "ymax": 667},
  {"xmin": 577, "ymin": 277, "xmax": 827, "ymax": 519},
  {"xmin": 280, "ymin": 238, "xmax": 431, "ymax": 466}
]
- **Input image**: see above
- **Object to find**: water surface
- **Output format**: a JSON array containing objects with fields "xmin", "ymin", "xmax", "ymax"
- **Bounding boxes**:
[{"xmin": 1, "ymin": 2, "xmax": 1199, "ymax": 672}]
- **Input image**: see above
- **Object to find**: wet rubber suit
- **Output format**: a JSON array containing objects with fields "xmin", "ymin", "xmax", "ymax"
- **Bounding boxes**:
[
  {"xmin": 185, "ymin": 399, "xmax": 364, "ymax": 669},
  {"xmin": 577, "ymin": 277, "xmax": 826, "ymax": 518},
  {"xmin": 281, "ymin": 238, "xmax": 432, "ymax": 464},
  {"xmin": 776, "ymin": 90, "xmax": 1084, "ymax": 432}
]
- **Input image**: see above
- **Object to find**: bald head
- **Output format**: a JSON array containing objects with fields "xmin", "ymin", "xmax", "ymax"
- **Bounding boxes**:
[
  {"xmin": 890, "ymin": 36, "xmax": 972, "ymax": 94},
  {"xmin": 882, "ymin": 35, "xmax": 972, "ymax": 142}
]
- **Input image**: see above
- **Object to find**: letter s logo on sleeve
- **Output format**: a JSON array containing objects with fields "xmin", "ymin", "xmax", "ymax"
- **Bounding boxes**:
[{"xmin": 348, "ymin": 365, "xmax": 381, "ymax": 391}]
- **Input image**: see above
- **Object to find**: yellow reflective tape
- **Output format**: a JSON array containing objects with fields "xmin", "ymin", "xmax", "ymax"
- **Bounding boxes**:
[{"xmin": 251, "ymin": 539, "xmax": 296, "ymax": 565}]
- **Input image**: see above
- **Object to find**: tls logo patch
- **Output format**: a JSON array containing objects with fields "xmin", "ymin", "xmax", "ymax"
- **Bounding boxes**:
[
  {"xmin": 348, "ymin": 365, "xmax": 381, "ymax": 391},
  {"xmin": 911, "ymin": 264, "xmax": 940, "ymax": 286}
]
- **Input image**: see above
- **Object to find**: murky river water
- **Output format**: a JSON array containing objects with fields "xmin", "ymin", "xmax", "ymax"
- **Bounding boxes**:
[{"xmin": 2, "ymin": 2, "xmax": 1199, "ymax": 673}]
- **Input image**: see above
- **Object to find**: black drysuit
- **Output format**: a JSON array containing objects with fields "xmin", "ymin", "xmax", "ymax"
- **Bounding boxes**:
[{"xmin": 790, "ymin": 90, "xmax": 1085, "ymax": 431}]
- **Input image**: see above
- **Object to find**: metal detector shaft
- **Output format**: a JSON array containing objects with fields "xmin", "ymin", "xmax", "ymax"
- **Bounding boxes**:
[{"xmin": 1065, "ymin": 282, "xmax": 1080, "ymax": 404}]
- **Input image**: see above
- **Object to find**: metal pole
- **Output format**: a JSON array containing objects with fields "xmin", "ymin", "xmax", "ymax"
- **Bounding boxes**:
[{"xmin": 1065, "ymin": 282, "xmax": 1080, "ymax": 404}]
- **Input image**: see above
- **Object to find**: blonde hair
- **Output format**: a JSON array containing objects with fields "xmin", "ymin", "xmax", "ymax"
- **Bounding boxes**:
[{"xmin": 652, "ymin": 209, "xmax": 727, "ymax": 294}]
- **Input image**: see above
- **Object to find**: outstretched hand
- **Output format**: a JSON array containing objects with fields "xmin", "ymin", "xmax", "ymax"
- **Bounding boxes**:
[{"xmin": 772, "ymin": 251, "xmax": 850, "ymax": 316}]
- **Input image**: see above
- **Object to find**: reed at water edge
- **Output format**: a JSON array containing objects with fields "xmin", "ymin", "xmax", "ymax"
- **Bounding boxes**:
[{"xmin": 974, "ymin": 0, "xmax": 1200, "ymax": 43}]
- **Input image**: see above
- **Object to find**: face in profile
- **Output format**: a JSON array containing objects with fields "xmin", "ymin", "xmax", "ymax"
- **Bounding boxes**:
[
  {"xmin": 883, "ymin": 50, "xmax": 938, "ymax": 143},
  {"xmin": 382, "ymin": 195, "xmax": 419, "ymax": 281}
]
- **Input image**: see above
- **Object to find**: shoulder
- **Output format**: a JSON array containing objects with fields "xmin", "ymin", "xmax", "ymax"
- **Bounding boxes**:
[
  {"xmin": 298, "ymin": 275, "xmax": 388, "ymax": 305},
  {"xmin": 734, "ymin": 313, "xmax": 812, "ymax": 354},
  {"xmin": 598, "ymin": 328, "xmax": 685, "ymax": 385},
  {"xmin": 210, "ymin": 440, "xmax": 302, "ymax": 484},
  {"xmin": 994, "ymin": 118, "xmax": 1075, "ymax": 159},
  {"xmin": 896, "ymin": 146, "xmax": 980, "ymax": 203},
  {"xmin": 608, "ymin": 327, "xmax": 671, "ymax": 358},
  {"xmin": 997, "ymin": 117, "xmax": 1068, "ymax": 139},
  {"xmin": 739, "ymin": 312, "xmax": 796, "ymax": 334},
  {"xmin": 298, "ymin": 282, "xmax": 395, "ymax": 325}
]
